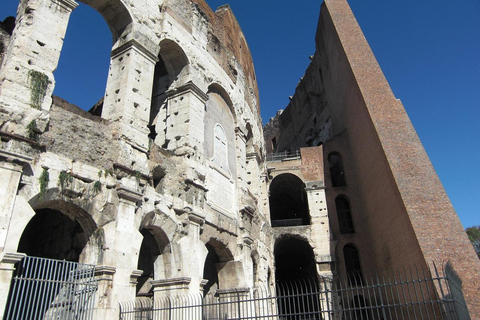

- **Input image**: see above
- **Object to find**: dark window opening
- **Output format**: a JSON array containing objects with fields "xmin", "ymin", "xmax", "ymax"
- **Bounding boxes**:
[
  {"xmin": 328, "ymin": 152, "xmax": 346, "ymax": 187},
  {"xmin": 271, "ymin": 137, "xmax": 277, "ymax": 151},
  {"xmin": 336, "ymin": 196, "xmax": 355, "ymax": 234},
  {"xmin": 344, "ymin": 244, "xmax": 363, "ymax": 285},
  {"xmin": 269, "ymin": 174, "xmax": 310, "ymax": 227}
]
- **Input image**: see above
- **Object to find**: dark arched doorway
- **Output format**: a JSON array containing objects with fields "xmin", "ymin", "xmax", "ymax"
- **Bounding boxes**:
[
  {"xmin": 269, "ymin": 174, "xmax": 310, "ymax": 227},
  {"xmin": 136, "ymin": 227, "xmax": 172, "ymax": 297},
  {"xmin": 18, "ymin": 208, "xmax": 89, "ymax": 261},
  {"xmin": 5, "ymin": 207, "xmax": 96, "ymax": 319},
  {"xmin": 274, "ymin": 237, "xmax": 320, "ymax": 319},
  {"xmin": 203, "ymin": 243, "xmax": 220, "ymax": 296}
]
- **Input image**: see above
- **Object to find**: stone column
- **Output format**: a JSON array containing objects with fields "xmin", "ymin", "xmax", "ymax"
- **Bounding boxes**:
[
  {"xmin": 0, "ymin": 158, "xmax": 25, "ymax": 254},
  {"xmin": 164, "ymin": 82, "xmax": 208, "ymax": 157},
  {"xmin": 102, "ymin": 40, "xmax": 158, "ymax": 152},
  {"xmin": 175, "ymin": 211, "xmax": 208, "ymax": 293},
  {"xmin": 92, "ymin": 265, "xmax": 116, "ymax": 319},
  {"xmin": 98, "ymin": 186, "xmax": 143, "ymax": 318},
  {"xmin": 0, "ymin": 0, "xmax": 78, "ymax": 134},
  {"xmin": 0, "ymin": 252, "xmax": 25, "ymax": 317},
  {"xmin": 235, "ymin": 126, "xmax": 247, "ymax": 185},
  {"xmin": 305, "ymin": 181, "xmax": 334, "ymax": 278}
]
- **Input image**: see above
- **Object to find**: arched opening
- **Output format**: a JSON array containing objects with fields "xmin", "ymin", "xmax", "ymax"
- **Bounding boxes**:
[
  {"xmin": 203, "ymin": 243, "xmax": 220, "ymax": 296},
  {"xmin": 54, "ymin": 3, "xmax": 112, "ymax": 112},
  {"xmin": 18, "ymin": 208, "xmax": 89, "ymax": 261},
  {"xmin": 328, "ymin": 152, "xmax": 347, "ymax": 187},
  {"xmin": 274, "ymin": 237, "xmax": 317, "ymax": 282},
  {"xmin": 149, "ymin": 40, "xmax": 189, "ymax": 145},
  {"xmin": 343, "ymin": 244, "xmax": 363, "ymax": 285},
  {"xmin": 274, "ymin": 237, "xmax": 320, "ymax": 319},
  {"xmin": 269, "ymin": 174, "xmax": 310, "ymax": 227},
  {"xmin": 136, "ymin": 227, "xmax": 171, "ymax": 297},
  {"xmin": 202, "ymin": 238, "xmax": 237, "ymax": 296},
  {"xmin": 5, "ymin": 206, "xmax": 97, "ymax": 319},
  {"xmin": 335, "ymin": 195, "xmax": 355, "ymax": 234}
]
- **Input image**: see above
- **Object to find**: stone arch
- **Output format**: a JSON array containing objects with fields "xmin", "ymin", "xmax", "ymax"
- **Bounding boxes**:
[
  {"xmin": 16, "ymin": 198, "xmax": 99, "ymax": 264},
  {"xmin": 269, "ymin": 173, "xmax": 310, "ymax": 226},
  {"xmin": 202, "ymin": 238, "xmax": 244, "ymax": 295},
  {"xmin": 207, "ymin": 83, "xmax": 235, "ymax": 121},
  {"xmin": 149, "ymin": 39, "xmax": 190, "ymax": 143},
  {"xmin": 274, "ymin": 235, "xmax": 320, "ymax": 317},
  {"xmin": 77, "ymin": 0, "xmax": 133, "ymax": 43},
  {"xmin": 136, "ymin": 211, "xmax": 179, "ymax": 296},
  {"xmin": 274, "ymin": 234, "xmax": 317, "ymax": 282}
]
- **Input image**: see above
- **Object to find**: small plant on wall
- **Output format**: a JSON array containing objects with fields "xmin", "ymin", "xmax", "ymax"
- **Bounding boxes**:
[
  {"xmin": 28, "ymin": 70, "xmax": 49, "ymax": 109},
  {"xmin": 26, "ymin": 120, "xmax": 39, "ymax": 142},
  {"xmin": 93, "ymin": 180, "xmax": 102, "ymax": 195},
  {"xmin": 38, "ymin": 168, "xmax": 49, "ymax": 201},
  {"xmin": 58, "ymin": 170, "xmax": 73, "ymax": 193}
]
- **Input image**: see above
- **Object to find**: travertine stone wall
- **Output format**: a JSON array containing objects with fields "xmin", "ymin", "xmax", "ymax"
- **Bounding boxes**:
[{"xmin": 0, "ymin": 0, "xmax": 270, "ymax": 318}]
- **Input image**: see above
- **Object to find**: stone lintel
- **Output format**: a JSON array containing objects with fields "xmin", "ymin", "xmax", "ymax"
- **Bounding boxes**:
[
  {"xmin": 117, "ymin": 187, "xmax": 143, "ymax": 203},
  {"xmin": 166, "ymin": 81, "xmax": 209, "ymax": 102},
  {"xmin": 111, "ymin": 39, "xmax": 158, "ymax": 64},
  {"xmin": 51, "ymin": 0, "xmax": 79, "ymax": 11},
  {"xmin": 150, "ymin": 277, "xmax": 191, "ymax": 289},
  {"xmin": 1, "ymin": 252, "xmax": 26, "ymax": 264},
  {"xmin": 305, "ymin": 181, "xmax": 326, "ymax": 191},
  {"xmin": 0, "ymin": 148, "xmax": 34, "ymax": 166}
]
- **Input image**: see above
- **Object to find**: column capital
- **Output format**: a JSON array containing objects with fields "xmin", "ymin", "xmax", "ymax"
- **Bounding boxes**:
[
  {"xmin": 111, "ymin": 39, "xmax": 158, "ymax": 64},
  {"xmin": 1, "ymin": 252, "xmax": 26, "ymax": 264},
  {"xmin": 51, "ymin": 0, "xmax": 79, "ymax": 11},
  {"xmin": 166, "ymin": 81, "xmax": 209, "ymax": 102}
]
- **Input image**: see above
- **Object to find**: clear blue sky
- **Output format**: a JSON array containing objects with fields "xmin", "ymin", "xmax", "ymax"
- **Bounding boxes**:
[{"xmin": 1, "ymin": 1, "xmax": 479, "ymax": 228}]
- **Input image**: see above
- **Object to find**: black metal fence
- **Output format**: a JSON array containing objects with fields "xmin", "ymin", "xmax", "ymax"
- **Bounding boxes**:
[
  {"xmin": 119, "ymin": 262, "xmax": 471, "ymax": 320},
  {"xmin": 4, "ymin": 256, "xmax": 97, "ymax": 320}
]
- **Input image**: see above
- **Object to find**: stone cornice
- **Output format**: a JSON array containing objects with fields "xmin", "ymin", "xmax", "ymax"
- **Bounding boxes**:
[
  {"xmin": 166, "ymin": 81, "xmax": 209, "ymax": 102},
  {"xmin": 117, "ymin": 187, "xmax": 143, "ymax": 203},
  {"xmin": 1, "ymin": 252, "xmax": 26, "ymax": 264},
  {"xmin": 111, "ymin": 39, "xmax": 158, "ymax": 64},
  {"xmin": 150, "ymin": 277, "xmax": 191, "ymax": 288},
  {"xmin": 52, "ymin": 0, "xmax": 78, "ymax": 11}
]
